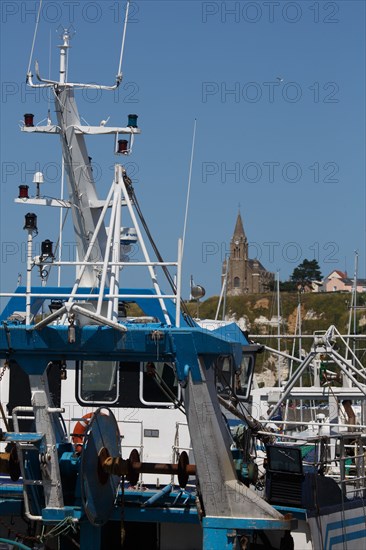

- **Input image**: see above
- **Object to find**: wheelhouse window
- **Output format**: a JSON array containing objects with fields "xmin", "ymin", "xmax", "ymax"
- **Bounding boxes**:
[
  {"xmin": 215, "ymin": 353, "xmax": 254, "ymax": 402},
  {"xmin": 235, "ymin": 354, "xmax": 254, "ymax": 401},
  {"xmin": 76, "ymin": 360, "xmax": 180, "ymax": 408},
  {"xmin": 139, "ymin": 362, "xmax": 180, "ymax": 406},
  {"xmin": 78, "ymin": 360, "xmax": 119, "ymax": 404}
]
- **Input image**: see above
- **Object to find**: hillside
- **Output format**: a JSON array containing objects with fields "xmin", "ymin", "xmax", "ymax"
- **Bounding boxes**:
[
  {"xmin": 186, "ymin": 292, "xmax": 366, "ymax": 384},
  {"xmin": 188, "ymin": 292, "xmax": 366, "ymax": 334}
]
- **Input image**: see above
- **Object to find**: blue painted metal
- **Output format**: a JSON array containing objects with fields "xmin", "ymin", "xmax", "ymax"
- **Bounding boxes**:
[
  {"xmin": 324, "ymin": 515, "xmax": 366, "ymax": 550},
  {"xmin": 0, "ymin": 286, "xmax": 190, "ymax": 326},
  {"xmin": 79, "ymin": 520, "xmax": 102, "ymax": 550},
  {"xmin": 273, "ymin": 504, "xmax": 307, "ymax": 520},
  {"xmin": 23, "ymin": 448, "xmax": 43, "ymax": 517},
  {"xmin": 0, "ymin": 319, "xmax": 246, "ymax": 382},
  {"xmin": 4, "ymin": 432, "xmax": 43, "ymax": 443},
  {"xmin": 115, "ymin": 505, "xmax": 200, "ymax": 524},
  {"xmin": 202, "ymin": 515, "xmax": 296, "ymax": 550},
  {"xmin": 328, "ymin": 528, "xmax": 366, "ymax": 550},
  {"xmin": 202, "ymin": 526, "xmax": 238, "ymax": 550},
  {"xmin": 143, "ymin": 483, "xmax": 172, "ymax": 507},
  {"xmin": 42, "ymin": 506, "xmax": 82, "ymax": 522},
  {"xmin": 0, "ymin": 499, "xmax": 22, "ymax": 515},
  {"xmin": 0, "ymin": 482, "xmax": 23, "ymax": 497},
  {"xmin": 203, "ymin": 515, "xmax": 295, "ymax": 531},
  {"xmin": 120, "ymin": 487, "xmax": 197, "ymax": 506},
  {"xmin": 0, "ymin": 538, "xmax": 32, "ymax": 550}
]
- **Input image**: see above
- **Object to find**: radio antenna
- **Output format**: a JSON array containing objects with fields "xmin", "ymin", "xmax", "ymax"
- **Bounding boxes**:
[
  {"xmin": 27, "ymin": 0, "xmax": 43, "ymax": 77},
  {"xmin": 117, "ymin": 1, "xmax": 130, "ymax": 80},
  {"xmin": 182, "ymin": 118, "xmax": 197, "ymax": 261}
]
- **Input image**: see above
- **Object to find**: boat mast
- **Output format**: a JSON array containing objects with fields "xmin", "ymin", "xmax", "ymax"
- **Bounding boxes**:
[
  {"xmin": 277, "ymin": 270, "xmax": 281, "ymax": 387},
  {"xmin": 53, "ymin": 30, "xmax": 108, "ymax": 287}
]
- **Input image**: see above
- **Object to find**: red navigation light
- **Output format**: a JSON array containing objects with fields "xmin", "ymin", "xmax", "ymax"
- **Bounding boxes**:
[
  {"xmin": 24, "ymin": 113, "xmax": 34, "ymax": 127},
  {"xmin": 117, "ymin": 139, "xmax": 128, "ymax": 154},
  {"xmin": 18, "ymin": 185, "xmax": 29, "ymax": 199}
]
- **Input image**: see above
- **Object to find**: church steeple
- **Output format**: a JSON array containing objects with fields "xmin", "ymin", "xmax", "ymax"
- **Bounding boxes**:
[
  {"xmin": 222, "ymin": 211, "xmax": 274, "ymax": 295},
  {"xmin": 233, "ymin": 212, "xmax": 246, "ymax": 240},
  {"xmin": 230, "ymin": 212, "xmax": 248, "ymax": 264}
]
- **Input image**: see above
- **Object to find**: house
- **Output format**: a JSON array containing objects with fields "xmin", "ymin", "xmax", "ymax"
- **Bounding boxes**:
[{"xmin": 323, "ymin": 270, "xmax": 366, "ymax": 293}]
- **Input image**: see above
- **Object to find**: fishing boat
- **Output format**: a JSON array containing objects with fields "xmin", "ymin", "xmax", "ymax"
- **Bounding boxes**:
[
  {"xmin": 220, "ymin": 324, "xmax": 366, "ymax": 550},
  {"xmin": 0, "ymin": 6, "xmax": 297, "ymax": 550},
  {"xmin": 1, "ymin": 4, "xmax": 366, "ymax": 550},
  {"xmin": 214, "ymin": 246, "xmax": 366, "ymax": 548}
]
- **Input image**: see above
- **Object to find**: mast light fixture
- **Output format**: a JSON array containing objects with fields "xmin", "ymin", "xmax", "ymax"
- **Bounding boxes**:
[
  {"xmin": 33, "ymin": 171, "xmax": 45, "ymax": 197},
  {"xmin": 41, "ymin": 239, "xmax": 54, "ymax": 259},
  {"xmin": 128, "ymin": 114, "xmax": 138, "ymax": 128},
  {"xmin": 24, "ymin": 212, "xmax": 37, "ymax": 231},
  {"xmin": 117, "ymin": 139, "xmax": 128, "ymax": 154},
  {"xmin": 24, "ymin": 113, "xmax": 34, "ymax": 127},
  {"xmin": 18, "ymin": 185, "xmax": 29, "ymax": 199}
]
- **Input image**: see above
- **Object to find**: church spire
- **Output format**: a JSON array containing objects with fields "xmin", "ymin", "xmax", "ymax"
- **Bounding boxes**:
[{"xmin": 233, "ymin": 212, "xmax": 246, "ymax": 240}]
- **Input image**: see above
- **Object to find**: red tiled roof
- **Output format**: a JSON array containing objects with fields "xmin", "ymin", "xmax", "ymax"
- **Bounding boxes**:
[{"xmin": 327, "ymin": 270, "xmax": 347, "ymax": 278}]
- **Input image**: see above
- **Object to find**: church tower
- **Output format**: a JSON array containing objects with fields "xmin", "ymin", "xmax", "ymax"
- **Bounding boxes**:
[
  {"xmin": 222, "ymin": 212, "xmax": 274, "ymax": 295},
  {"xmin": 224, "ymin": 213, "xmax": 249, "ymax": 295}
]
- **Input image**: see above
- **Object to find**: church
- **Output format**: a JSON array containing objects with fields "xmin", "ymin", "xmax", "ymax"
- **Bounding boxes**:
[{"xmin": 222, "ymin": 213, "xmax": 274, "ymax": 295}]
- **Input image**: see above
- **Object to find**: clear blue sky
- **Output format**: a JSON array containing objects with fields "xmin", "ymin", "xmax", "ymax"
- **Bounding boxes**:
[{"xmin": 0, "ymin": 1, "xmax": 365, "ymax": 299}]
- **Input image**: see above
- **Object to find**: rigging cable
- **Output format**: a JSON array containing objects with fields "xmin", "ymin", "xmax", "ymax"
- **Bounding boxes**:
[
  {"xmin": 129, "ymin": 185, "xmax": 195, "ymax": 326},
  {"xmin": 152, "ymin": 370, "xmax": 185, "ymax": 414}
]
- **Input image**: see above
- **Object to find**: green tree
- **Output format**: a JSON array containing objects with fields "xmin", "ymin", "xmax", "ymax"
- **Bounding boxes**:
[
  {"xmin": 267, "ymin": 280, "xmax": 297, "ymax": 292},
  {"xmin": 290, "ymin": 259, "xmax": 322, "ymax": 289}
]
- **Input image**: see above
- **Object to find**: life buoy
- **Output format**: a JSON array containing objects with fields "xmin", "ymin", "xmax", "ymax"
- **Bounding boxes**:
[{"xmin": 72, "ymin": 412, "xmax": 94, "ymax": 453}]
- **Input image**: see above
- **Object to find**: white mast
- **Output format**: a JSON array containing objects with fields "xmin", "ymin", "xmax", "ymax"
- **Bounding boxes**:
[{"xmin": 277, "ymin": 270, "xmax": 281, "ymax": 387}]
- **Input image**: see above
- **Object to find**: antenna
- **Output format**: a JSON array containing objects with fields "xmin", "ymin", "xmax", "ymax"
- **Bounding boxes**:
[
  {"xmin": 215, "ymin": 259, "xmax": 228, "ymax": 320},
  {"xmin": 47, "ymin": 29, "xmax": 52, "ymax": 124},
  {"xmin": 27, "ymin": 0, "xmax": 43, "ymax": 77},
  {"xmin": 57, "ymin": 157, "xmax": 66, "ymax": 286},
  {"xmin": 117, "ymin": 1, "xmax": 131, "ymax": 80},
  {"xmin": 182, "ymin": 119, "xmax": 197, "ymax": 260},
  {"xmin": 277, "ymin": 269, "xmax": 281, "ymax": 387},
  {"xmin": 28, "ymin": 10, "xmax": 122, "ymax": 90}
]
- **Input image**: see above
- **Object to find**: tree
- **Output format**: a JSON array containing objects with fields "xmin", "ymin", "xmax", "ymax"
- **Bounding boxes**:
[
  {"xmin": 267, "ymin": 279, "xmax": 297, "ymax": 292},
  {"xmin": 290, "ymin": 259, "xmax": 322, "ymax": 289}
]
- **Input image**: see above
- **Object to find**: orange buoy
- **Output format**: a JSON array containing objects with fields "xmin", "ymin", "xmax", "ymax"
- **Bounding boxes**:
[{"xmin": 72, "ymin": 412, "xmax": 94, "ymax": 453}]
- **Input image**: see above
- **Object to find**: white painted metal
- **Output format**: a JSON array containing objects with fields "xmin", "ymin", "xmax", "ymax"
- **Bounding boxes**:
[
  {"xmin": 25, "ymin": 230, "xmax": 33, "ymax": 325},
  {"xmin": 108, "ymin": 172, "xmax": 122, "ymax": 321},
  {"xmin": 21, "ymin": 125, "xmax": 141, "ymax": 135},
  {"xmin": 175, "ymin": 239, "xmax": 182, "ymax": 327},
  {"xmin": 97, "ymin": 183, "xmax": 118, "ymax": 315},
  {"xmin": 117, "ymin": 165, "xmax": 172, "ymax": 325}
]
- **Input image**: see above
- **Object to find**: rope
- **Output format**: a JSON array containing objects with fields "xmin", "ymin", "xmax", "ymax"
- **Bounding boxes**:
[
  {"xmin": 27, "ymin": 0, "xmax": 43, "ymax": 75},
  {"xmin": 39, "ymin": 517, "xmax": 77, "ymax": 543}
]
